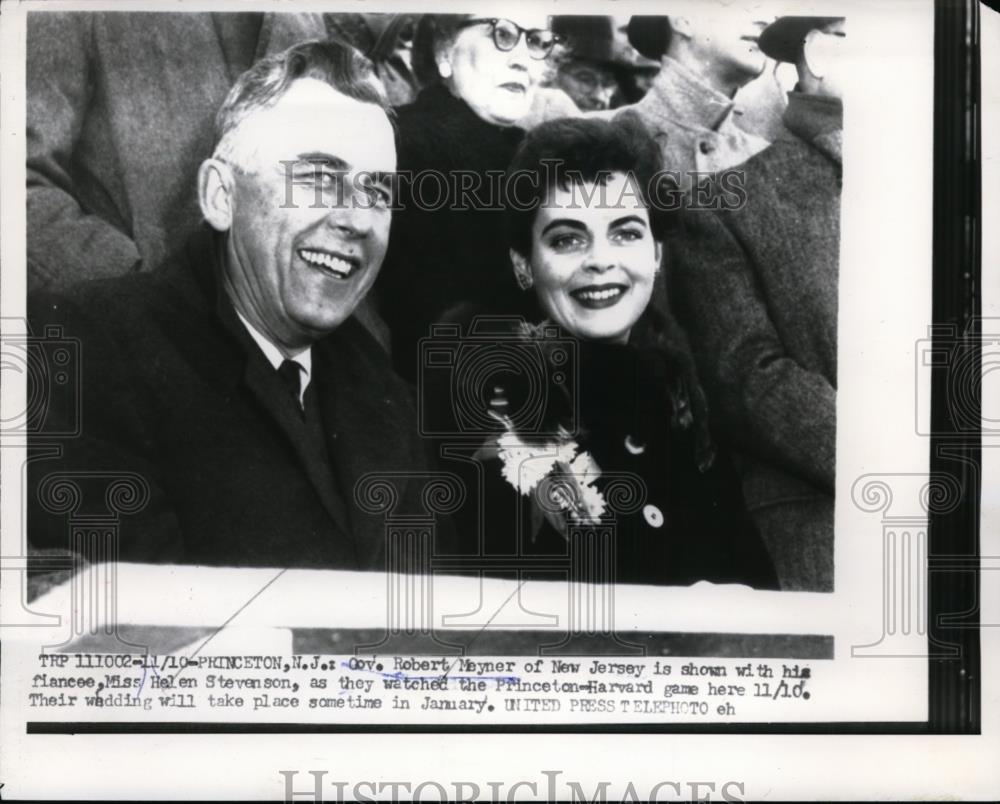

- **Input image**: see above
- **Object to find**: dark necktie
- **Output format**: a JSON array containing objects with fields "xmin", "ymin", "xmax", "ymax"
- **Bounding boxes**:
[{"xmin": 277, "ymin": 359, "xmax": 303, "ymax": 411}]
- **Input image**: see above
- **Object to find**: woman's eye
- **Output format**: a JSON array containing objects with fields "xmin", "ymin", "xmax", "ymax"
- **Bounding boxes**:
[
  {"xmin": 613, "ymin": 227, "xmax": 644, "ymax": 243},
  {"xmin": 549, "ymin": 233, "xmax": 584, "ymax": 250},
  {"xmin": 494, "ymin": 27, "xmax": 518, "ymax": 47}
]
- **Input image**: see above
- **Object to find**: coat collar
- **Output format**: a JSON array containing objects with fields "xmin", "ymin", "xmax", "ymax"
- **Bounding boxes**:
[
  {"xmin": 411, "ymin": 83, "xmax": 526, "ymax": 137},
  {"xmin": 642, "ymin": 56, "xmax": 742, "ymax": 134}
]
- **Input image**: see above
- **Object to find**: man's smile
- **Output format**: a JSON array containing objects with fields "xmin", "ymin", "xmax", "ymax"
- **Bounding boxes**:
[{"xmin": 297, "ymin": 247, "xmax": 360, "ymax": 279}]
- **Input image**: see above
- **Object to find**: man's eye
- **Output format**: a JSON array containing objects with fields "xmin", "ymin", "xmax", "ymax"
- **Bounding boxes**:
[
  {"xmin": 356, "ymin": 179, "xmax": 392, "ymax": 206},
  {"xmin": 317, "ymin": 170, "xmax": 341, "ymax": 188},
  {"xmin": 295, "ymin": 168, "xmax": 340, "ymax": 188}
]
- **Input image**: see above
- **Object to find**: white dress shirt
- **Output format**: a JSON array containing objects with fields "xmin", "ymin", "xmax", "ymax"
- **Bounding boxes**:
[{"xmin": 236, "ymin": 311, "xmax": 312, "ymax": 406}]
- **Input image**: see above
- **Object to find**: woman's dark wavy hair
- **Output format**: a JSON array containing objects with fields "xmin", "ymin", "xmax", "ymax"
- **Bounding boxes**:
[
  {"xmin": 505, "ymin": 114, "xmax": 674, "ymax": 258},
  {"xmin": 504, "ymin": 115, "xmax": 716, "ymax": 470}
]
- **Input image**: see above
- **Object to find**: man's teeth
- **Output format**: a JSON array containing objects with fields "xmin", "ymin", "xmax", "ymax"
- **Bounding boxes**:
[
  {"xmin": 299, "ymin": 249, "xmax": 354, "ymax": 276},
  {"xmin": 576, "ymin": 287, "xmax": 623, "ymax": 301}
]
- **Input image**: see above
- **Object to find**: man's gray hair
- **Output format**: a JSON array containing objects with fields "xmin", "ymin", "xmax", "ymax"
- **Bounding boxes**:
[{"xmin": 212, "ymin": 39, "xmax": 391, "ymax": 167}]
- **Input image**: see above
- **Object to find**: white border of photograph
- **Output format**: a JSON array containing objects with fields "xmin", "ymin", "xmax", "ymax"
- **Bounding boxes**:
[{"xmin": 2, "ymin": 0, "xmax": 997, "ymax": 799}]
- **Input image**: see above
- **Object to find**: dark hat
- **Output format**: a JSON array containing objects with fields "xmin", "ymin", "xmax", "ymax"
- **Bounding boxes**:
[
  {"xmin": 758, "ymin": 16, "xmax": 843, "ymax": 63},
  {"xmin": 626, "ymin": 16, "xmax": 671, "ymax": 62},
  {"xmin": 552, "ymin": 16, "xmax": 617, "ymax": 65}
]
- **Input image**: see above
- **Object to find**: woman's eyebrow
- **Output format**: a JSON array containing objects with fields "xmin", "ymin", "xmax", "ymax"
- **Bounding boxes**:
[
  {"xmin": 610, "ymin": 215, "xmax": 648, "ymax": 229},
  {"xmin": 540, "ymin": 219, "xmax": 587, "ymax": 237}
]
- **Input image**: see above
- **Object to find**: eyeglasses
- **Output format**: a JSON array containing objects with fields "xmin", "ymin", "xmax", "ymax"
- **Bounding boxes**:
[
  {"xmin": 562, "ymin": 66, "xmax": 619, "ymax": 93},
  {"xmin": 456, "ymin": 17, "xmax": 559, "ymax": 60}
]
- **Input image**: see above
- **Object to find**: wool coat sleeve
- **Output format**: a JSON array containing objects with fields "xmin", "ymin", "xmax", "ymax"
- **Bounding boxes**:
[
  {"xmin": 26, "ymin": 13, "xmax": 142, "ymax": 289},
  {"xmin": 670, "ymin": 209, "xmax": 836, "ymax": 494}
]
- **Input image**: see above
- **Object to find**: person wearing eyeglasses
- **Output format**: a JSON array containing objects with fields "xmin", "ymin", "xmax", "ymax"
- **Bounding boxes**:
[
  {"xmin": 375, "ymin": 13, "xmax": 563, "ymax": 380},
  {"xmin": 550, "ymin": 16, "xmax": 626, "ymax": 112},
  {"xmin": 27, "ymin": 41, "xmax": 448, "ymax": 571},
  {"xmin": 668, "ymin": 18, "xmax": 846, "ymax": 592}
]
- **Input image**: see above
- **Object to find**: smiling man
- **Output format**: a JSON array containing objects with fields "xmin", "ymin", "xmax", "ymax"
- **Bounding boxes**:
[{"xmin": 27, "ymin": 41, "xmax": 441, "ymax": 569}]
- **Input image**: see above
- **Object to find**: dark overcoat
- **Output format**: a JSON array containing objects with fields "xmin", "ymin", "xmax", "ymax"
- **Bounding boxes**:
[
  {"xmin": 424, "ymin": 314, "xmax": 778, "ymax": 589},
  {"xmin": 27, "ymin": 230, "xmax": 443, "ymax": 569},
  {"xmin": 376, "ymin": 84, "xmax": 526, "ymax": 380}
]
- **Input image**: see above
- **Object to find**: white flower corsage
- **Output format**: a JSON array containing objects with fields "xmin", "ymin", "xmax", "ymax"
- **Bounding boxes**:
[{"xmin": 496, "ymin": 427, "xmax": 606, "ymax": 527}]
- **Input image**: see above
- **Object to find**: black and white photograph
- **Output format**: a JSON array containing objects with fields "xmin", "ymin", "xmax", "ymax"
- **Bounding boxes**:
[{"xmin": 0, "ymin": 0, "xmax": 995, "ymax": 800}]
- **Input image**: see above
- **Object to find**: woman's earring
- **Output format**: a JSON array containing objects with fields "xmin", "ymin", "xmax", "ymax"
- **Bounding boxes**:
[
  {"xmin": 438, "ymin": 61, "xmax": 453, "ymax": 79},
  {"xmin": 516, "ymin": 271, "xmax": 534, "ymax": 290}
]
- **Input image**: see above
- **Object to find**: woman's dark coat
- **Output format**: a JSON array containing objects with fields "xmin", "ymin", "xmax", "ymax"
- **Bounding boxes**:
[
  {"xmin": 377, "ymin": 84, "xmax": 526, "ymax": 380},
  {"xmin": 431, "ymin": 316, "xmax": 778, "ymax": 589}
]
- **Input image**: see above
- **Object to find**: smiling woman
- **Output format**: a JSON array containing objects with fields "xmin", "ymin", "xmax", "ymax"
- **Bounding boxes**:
[
  {"xmin": 511, "ymin": 171, "xmax": 660, "ymax": 345},
  {"xmin": 434, "ymin": 116, "xmax": 778, "ymax": 588}
]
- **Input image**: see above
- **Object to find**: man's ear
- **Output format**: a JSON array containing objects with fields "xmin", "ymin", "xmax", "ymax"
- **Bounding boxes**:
[
  {"xmin": 510, "ymin": 249, "xmax": 533, "ymax": 289},
  {"xmin": 802, "ymin": 28, "xmax": 833, "ymax": 80},
  {"xmin": 198, "ymin": 158, "xmax": 235, "ymax": 232}
]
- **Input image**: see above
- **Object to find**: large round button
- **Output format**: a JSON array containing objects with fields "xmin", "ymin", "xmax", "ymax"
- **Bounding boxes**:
[{"xmin": 643, "ymin": 504, "xmax": 664, "ymax": 528}]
